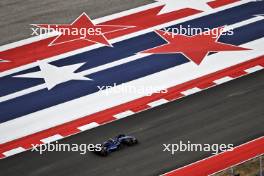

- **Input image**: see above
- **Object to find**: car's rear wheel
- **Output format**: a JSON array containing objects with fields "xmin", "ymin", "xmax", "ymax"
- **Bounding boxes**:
[
  {"xmin": 117, "ymin": 134, "xmax": 126, "ymax": 138},
  {"xmin": 100, "ymin": 148, "xmax": 108, "ymax": 156},
  {"xmin": 117, "ymin": 144, "xmax": 122, "ymax": 150},
  {"xmin": 133, "ymin": 139, "xmax": 138, "ymax": 144}
]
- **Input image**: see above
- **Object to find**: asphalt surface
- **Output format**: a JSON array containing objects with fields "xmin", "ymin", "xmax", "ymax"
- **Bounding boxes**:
[
  {"xmin": 0, "ymin": 70, "xmax": 263, "ymax": 176},
  {"xmin": 0, "ymin": 0, "xmax": 153, "ymax": 45}
]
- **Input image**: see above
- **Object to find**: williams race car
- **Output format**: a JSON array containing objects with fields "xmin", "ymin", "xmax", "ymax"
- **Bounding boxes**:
[{"xmin": 94, "ymin": 134, "xmax": 138, "ymax": 156}]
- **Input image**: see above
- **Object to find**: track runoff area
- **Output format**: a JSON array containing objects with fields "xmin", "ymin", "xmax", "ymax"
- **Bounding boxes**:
[{"xmin": 0, "ymin": 0, "xmax": 264, "ymax": 176}]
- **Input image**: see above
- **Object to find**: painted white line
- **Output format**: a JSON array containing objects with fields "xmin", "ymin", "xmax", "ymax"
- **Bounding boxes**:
[
  {"xmin": 0, "ymin": 84, "xmax": 46, "ymax": 103},
  {"xmin": 94, "ymin": 3, "xmax": 160, "ymax": 24},
  {"xmin": 244, "ymin": 65, "xmax": 263, "ymax": 73},
  {"xmin": 0, "ymin": 37, "xmax": 263, "ymax": 144},
  {"xmin": 77, "ymin": 122, "xmax": 99, "ymax": 131},
  {"xmin": 147, "ymin": 99, "xmax": 169, "ymax": 107},
  {"xmin": 224, "ymin": 15, "xmax": 264, "ymax": 32},
  {"xmin": 40, "ymin": 134, "xmax": 64, "ymax": 144},
  {"xmin": 0, "ymin": 0, "xmax": 252, "ymax": 77},
  {"xmin": 0, "ymin": 32, "xmax": 59, "ymax": 52},
  {"xmin": 113, "ymin": 110, "xmax": 135, "ymax": 119},
  {"xmin": 80, "ymin": 54, "xmax": 150, "ymax": 75},
  {"xmin": 213, "ymin": 76, "xmax": 234, "ymax": 85},
  {"xmin": 181, "ymin": 87, "xmax": 202, "ymax": 96},
  {"xmin": 3, "ymin": 147, "xmax": 26, "ymax": 157}
]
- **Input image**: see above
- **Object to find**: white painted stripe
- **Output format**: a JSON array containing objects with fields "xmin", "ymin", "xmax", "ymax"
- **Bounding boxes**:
[
  {"xmin": 77, "ymin": 122, "xmax": 99, "ymax": 131},
  {"xmin": 147, "ymin": 99, "xmax": 169, "ymax": 107},
  {"xmin": 181, "ymin": 87, "xmax": 202, "ymax": 96},
  {"xmin": 0, "ymin": 84, "xmax": 46, "ymax": 103},
  {"xmin": 80, "ymin": 54, "xmax": 150, "ymax": 75},
  {"xmin": 213, "ymin": 76, "xmax": 234, "ymax": 84},
  {"xmin": 0, "ymin": 0, "xmax": 252, "ymax": 77},
  {"xmin": 0, "ymin": 32, "xmax": 59, "ymax": 52},
  {"xmin": 94, "ymin": 3, "xmax": 160, "ymax": 24},
  {"xmin": 224, "ymin": 15, "xmax": 264, "ymax": 32},
  {"xmin": 40, "ymin": 134, "xmax": 63, "ymax": 144},
  {"xmin": 244, "ymin": 65, "xmax": 263, "ymax": 73},
  {"xmin": 0, "ymin": 37, "xmax": 263, "ymax": 144},
  {"xmin": 113, "ymin": 110, "xmax": 135, "ymax": 119},
  {"xmin": 3, "ymin": 147, "xmax": 26, "ymax": 157}
]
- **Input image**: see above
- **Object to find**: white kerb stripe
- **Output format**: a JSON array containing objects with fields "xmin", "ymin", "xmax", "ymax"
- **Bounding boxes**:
[
  {"xmin": 40, "ymin": 134, "xmax": 64, "ymax": 144},
  {"xmin": 3, "ymin": 147, "xmax": 26, "ymax": 157},
  {"xmin": 244, "ymin": 65, "xmax": 263, "ymax": 73},
  {"xmin": 213, "ymin": 76, "xmax": 234, "ymax": 85},
  {"xmin": 147, "ymin": 99, "xmax": 169, "ymax": 107},
  {"xmin": 113, "ymin": 110, "xmax": 135, "ymax": 119},
  {"xmin": 181, "ymin": 87, "xmax": 202, "ymax": 96},
  {"xmin": 77, "ymin": 122, "xmax": 99, "ymax": 131}
]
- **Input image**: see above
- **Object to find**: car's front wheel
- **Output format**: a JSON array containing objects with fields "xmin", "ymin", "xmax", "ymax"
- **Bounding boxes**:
[{"xmin": 125, "ymin": 138, "xmax": 138, "ymax": 146}]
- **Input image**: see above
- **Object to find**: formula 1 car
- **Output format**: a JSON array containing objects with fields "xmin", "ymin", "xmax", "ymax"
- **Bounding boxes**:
[{"xmin": 95, "ymin": 134, "xmax": 138, "ymax": 156}]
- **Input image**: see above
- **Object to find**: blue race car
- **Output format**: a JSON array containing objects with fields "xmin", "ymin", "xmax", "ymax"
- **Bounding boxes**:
[{"xmin": 95, "ymin": 134, "xmax": 138, "ymax": 156}]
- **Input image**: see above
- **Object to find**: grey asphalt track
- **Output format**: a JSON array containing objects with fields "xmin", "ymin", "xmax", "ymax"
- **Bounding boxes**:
[
  {"xmin": 0, "ymin": 70, "xmax": 263, "ymax": 176},
  {"xmin": 0, "ymin": 0, "xmax": 153, "ymax": 45}
]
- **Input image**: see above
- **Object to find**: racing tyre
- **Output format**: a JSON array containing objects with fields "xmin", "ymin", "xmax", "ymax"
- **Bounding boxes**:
[
  {"xmin": 100, "ymin": 148, "xmax": 108, "ymax": 156},
  {"xmin": 126, "ymin": 139, "xmax": 138, "ymax": 146}
]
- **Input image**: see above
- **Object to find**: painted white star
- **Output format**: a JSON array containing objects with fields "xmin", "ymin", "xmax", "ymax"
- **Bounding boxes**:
[
  {"xmin": 15, "ymin": 61, "xmax": 91, "ymax": 90},
  {"xmin": 156, "ymin": 0, "xmax": 213, "ymax": 15}
]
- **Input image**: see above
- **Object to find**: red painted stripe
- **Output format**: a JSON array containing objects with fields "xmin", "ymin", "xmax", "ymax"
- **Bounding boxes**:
[
  {"xmin": 164, "ymin": 137, "xmax": 264, "ymax": 176},
  {"xmin": 130, "ymin": 105, "xmax": 150, "ymax": 112},
  {"xmin": 0, "ymin": 0, "xmax": 238, "ymax": 72},
  {"xmin": 197, "ymin": 82, "xmax": 216, "ymax": 89},
  {"xmin": 208, "ymin": 0, "xmax": 239, "ymax": 8},
  {"xmin": 164, "ymin": 92, "xmax": 183, "ymax": 101},
  {"xmin": 23, "ymin": 141, "xmax": 43, "ymax": 149},
  {"xmin": 59, "ymin": 128, "xmax": 81, "ymax": 137},
  {"xmin": 0, "ymin": 153, "xmax": 5, "ymax": 159},
  {"xmin": 229, "ymin": 70, "xmax": 247, "ymax": 78},
  {"xmin": 0, "ymin": 55, "xmax": 263, "ymax": 157}
]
